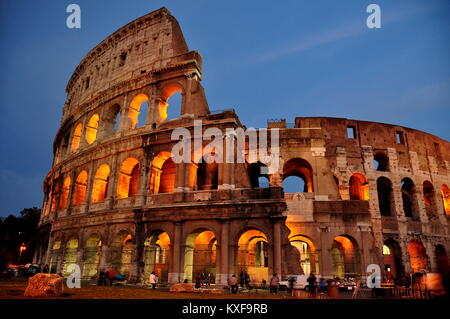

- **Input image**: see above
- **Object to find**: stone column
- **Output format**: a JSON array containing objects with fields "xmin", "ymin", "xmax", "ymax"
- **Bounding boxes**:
[
  {"xmin": 99, "ymin": 244, "xmax": 110, "ymax": 271},
  {"xmin": 85, "ymin": 161, "xmax": 96, "ymax": 212},
  {"xmin": 174, "ymin": 162, "xmax": 186, "ymax": 192},
  {"xmin": 318, "ymin": 226, "xmax": 333, "ymax": 278},
  {"xmin": 273, "ymin": 219, "xmax": 282, "ymax": 277},
  {"xmin": 107, "ymin": 154, "xmax": 119, "ymax": 209},
  {"xmin": 169, "ymin": 221, "xmax": 183, "ymax": 283},
  {"xmin": 217, "ymin": 220, "xmax": 230, "ymax": 285}
]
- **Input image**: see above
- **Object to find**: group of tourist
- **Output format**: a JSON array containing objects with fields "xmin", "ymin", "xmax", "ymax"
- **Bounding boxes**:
[{"xmin": 194, "ymin": 272, "xmax": 213, "ymax": 288}]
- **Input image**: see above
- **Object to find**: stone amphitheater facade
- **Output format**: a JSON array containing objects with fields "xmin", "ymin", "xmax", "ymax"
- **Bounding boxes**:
[{"xmin": 34, "ymin": 8, "xmax": 450, "ymax": 285}]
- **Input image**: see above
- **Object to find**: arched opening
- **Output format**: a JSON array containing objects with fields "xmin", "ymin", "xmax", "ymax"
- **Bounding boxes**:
[
  {"xmin": 383, "ymin": 239, "xmax": 404, "ymax": 280},
  {"xmin": 110, "ymin": 232, "xmax": 134, "ymax": 279},
  {"xmin": 331, "ymin": 235, "xmax": 361, "ymax": 279},
  {"xmin": 373, "ymin": 152, "xmax": 389, "ymax": 171},
  {"xmin": 103, "ymin": 104, "xmax": 121, "ymax": 135},
  {"xmin": 116, "ymin": 158, "xmax": 140, "ymax": 198},
  {"xmin": 435, "ymin": 245, "xmax": 449, "ymax": 275},
  {"xmin": 248, "ymin": 162, "xmax": 270, "ymax": 188},
  {"xmin": 289, "ymin": 235, "xmax": 319, "ymax": 275},
  {"xmin": 143, "ymin": 231, "xmax": 171, "ymax": 283},
  {"xmin": 71, "ymin": 123, "xmax": 83, "ymax": 153},
  {"xmin": 59, "ymin": 177, "xmax": 71, "ymax": 210},
  {"xmin": 50, "ymin": 183, "xmax": 60, "ymax": 213},
  {"xmin": 82, "ymin": 235, "xmax": 101, "ymax": 279},
  {"xmin": 91, "ymin": 164, "xmax": 110, "ymax": 203},
  {"xmin": 282, "ymin": 158, "xmax": 313, "ymax": 193},
  {"xmin": 62, "ymin": 238, "xmax": 78, "ymax": 277},
  {"xmin": 85, "ymin": 114, "xmax": 100, "ymax": 144},
  {"xmin": 158, "ymin": 84, "xmax": 183, "ymax": 123},
  {"xmin": 377, "ymin": 177, "xmax": 394, "ymax": 216},
  {"xmin": 401, "ymin": 178, "xmax": 418, "ymax": 219},
  {"xmin": 73, "ymin": 171, "xmax": 88, "ymax": 206},
  {"xmin": 408, "ymin": 241, "xmax": 427, "ymax": 273},
  {"xmin": 195, "ymin": 153, "xmax": 218, "ymax": 191},
  {"xmin": 441, "ymin": 184, "xmax": 450, "ymax": 216},
  {"xmin": 49, "ymin": 240, "xmax": 61, "ymax": 273},
  {"xmin": 236, "ymin": 229, "xmax": 269, "ymax": 285},
  {"xmin": 349, "ymin": 173, "xmax": 369, "ymax": 200},
  {"xmin": 128, "ymin": 93, "xmax": 149, "ymax": 129},
  {"xmin": 183, "ymin": 230, "xmax": 217, "ymax": 283},
  {"xmin": 149, "ymin": 152, "xmax": 175, "ymax": 194},
  {"xmin": 423, "ymin": 181, "xmax": 436, "ymax": 217}
]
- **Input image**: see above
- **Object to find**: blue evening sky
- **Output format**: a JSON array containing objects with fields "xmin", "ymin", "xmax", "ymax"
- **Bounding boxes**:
[{"xmin": 0, "ymin": 0, "xmax": 449, "ymax": 216}]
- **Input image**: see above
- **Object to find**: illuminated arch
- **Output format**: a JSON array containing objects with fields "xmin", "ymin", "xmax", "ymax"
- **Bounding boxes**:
[
  {"xmin": 62, "ymin": 237, "xmax": 79, "ymax": 277},
  {"xmin": 85, "ymin": 114, "xmax": 100, "ymax": 144},
  {"xmin": 59, "ymin": 176, "xmax": 71, "ymax": 209},
  {"xmin": 408, "ymin": 241, "xmax": 428, "ymax": 273},
  {"xmin": 128, "ymin": 93, "xmax": 149, "ymax": 128},
  {"xmin": 116, "ymin": 158, "xmax": 140, "ymax": 198},
  {"xmin": 143, "ymin": 230, "xmax": 171, "ymax": 283},
  {"xmin": 91, "ymin": 164, "xmax": 111, "ymax": 203},
  {"xmin": 158, "ymin": 84, "xmax": 183, "ymax": 122},
  {"xmin": 331, "ymin": 235, "xmax": 361, "ymax": 279},
  {"xmin": 289, "ymin": 235, "xmax": 319, "ymax": 275},
  {"xmin": 110, "ymin": 231, "xmax": 134, "ymax": 278},
  {"xmin": 149, "ymin": 152, "xmax": 175, "ymax": 194},
  {"xmin": 349, "ymin": 173, "xmax": 369, "ymax": 200},
  {"xmin": 282, "ymin": 158, "xmax": 313, "ymax": 192},
  {"xmin": 82, "ymin": 235, "xmax": 101, "ymax": 279},
  {"xmin": 73, "ymin": 170, "xmax": 88, "ymax": 206},
  {"xmin": 183, "ymin": 229, "xmax": 217, "ymax": 283},
  {"xmin": 236, "ymin": 229, "xmax": 269, "ymax": 284},
  {"xmin": 71, "ymin": 123, "xmax": 83, "ymax": 152}
]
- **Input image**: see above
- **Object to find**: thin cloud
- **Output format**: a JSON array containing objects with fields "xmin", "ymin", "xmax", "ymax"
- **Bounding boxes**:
[
  {"xmin": 253, "ymin": 2, "xmax": 439, "ymax": 64},
  {"xmin": 254, "ymin": 25, "xmax": 364, "ymax": 63}
]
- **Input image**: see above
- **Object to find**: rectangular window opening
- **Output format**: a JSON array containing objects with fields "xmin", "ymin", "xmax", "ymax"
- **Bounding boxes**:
[
  {"xmin": 347, "ymin": 126, "xmax": 356, "ymax": 139},
  {"xmin": 396, "ymin": 131, "xmax": 405, "ymax": 144}
]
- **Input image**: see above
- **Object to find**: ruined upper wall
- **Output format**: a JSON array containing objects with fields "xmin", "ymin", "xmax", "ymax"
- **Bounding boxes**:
[
  {"xmin": 63, "ymin": 7, "xmax": 192, "ymax": 118},
  {"xmin": 295, "ymin": 116, "xmax": 450, "ymax": 164}
]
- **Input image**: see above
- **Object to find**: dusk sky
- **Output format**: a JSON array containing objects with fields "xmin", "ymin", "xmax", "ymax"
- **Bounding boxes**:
[{"xmin": 0, "ymin": 0, "xmax": 449, "ymax": 217}]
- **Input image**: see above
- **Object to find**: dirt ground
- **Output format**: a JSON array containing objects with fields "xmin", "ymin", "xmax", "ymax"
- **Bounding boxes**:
[{"xmin": 0, "ymin": 279, "xmax": 297, "ymax": 299}]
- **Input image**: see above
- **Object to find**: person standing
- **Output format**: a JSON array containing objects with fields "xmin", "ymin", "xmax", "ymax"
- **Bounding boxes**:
[
  {"xmin": 245, "ymin": 272, "xmax": 251, "ymax": 289},
  {"xmin": 269, "ymin": 273, "xmax": 279, "ymax": 294},
  {"xmin": 228, "ymin": 274, "xmax": 238, "ymax": 294},
  {"xmin": 239, "ymin": 271, "xmax": 245, "ymax": 288},
  {"xmin": 307, "ymin": 272, "xmax": 317, "ymax": 297},
  {"xmin": 149, "ymin": 271, "xmax": 158, "ymax": 290}
]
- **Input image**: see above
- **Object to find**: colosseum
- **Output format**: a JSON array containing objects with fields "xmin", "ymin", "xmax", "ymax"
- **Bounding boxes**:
[{"xmin": 33, "ymin": 8, "xmax": 450, "ymax": 286}]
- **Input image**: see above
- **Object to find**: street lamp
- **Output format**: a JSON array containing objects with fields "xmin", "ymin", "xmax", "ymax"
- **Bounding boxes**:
[{"xmin": 19, "ymin": 243, "xmax": 27, "ymax": 262}]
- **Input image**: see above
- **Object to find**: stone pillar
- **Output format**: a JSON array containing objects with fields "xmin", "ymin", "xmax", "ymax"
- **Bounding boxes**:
[
  {"xmin": 273, "ymin": 219, "xmax": 282, "ymax": 277},
  {"xmin": 174, "ymin": 162, "xmax": 186, "ymax": 192},
  {"xmin": 217, "ymin": 220, "xmax": 230, "ymax": 285},
  {"xmin": 318, "ymin": 226, "xmax": 333, "ymax": 278},
  {"xmin": 85, "ymin": 161, "xmax": 96, "ymax": 212},
  {"xmin": 44, "ymin": 235, "xmax": 53, "ymax": 268},
  {"xmin": 107, "ymin": 154, "xmax": 120, "ymax": 209},
  {"xmin": 99, "ymin": 244, "xmax": 110, "ymax": 271},
  {"xmin": 169, "ymin": 221, "xmax": 183, "ymax": 283}
]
